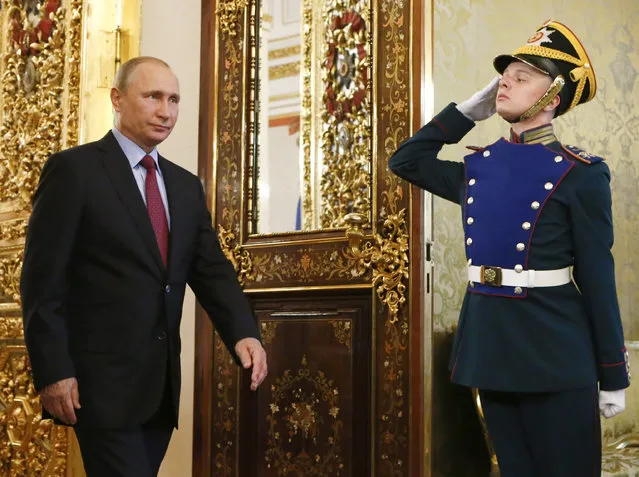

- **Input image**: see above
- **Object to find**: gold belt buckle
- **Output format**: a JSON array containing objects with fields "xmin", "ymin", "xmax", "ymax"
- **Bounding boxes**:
[{"xmin": 481, "ymin": 265, "xmax": 502, "ymax": 287}]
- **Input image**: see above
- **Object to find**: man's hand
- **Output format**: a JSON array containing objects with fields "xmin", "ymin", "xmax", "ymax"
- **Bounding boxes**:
[
  {"xmin": 235, "ymin": 337, "xmax": 268, "ymax": 391},
  {"xmin": 599, "ymin": 389, "xmax": 625, "ymax": 419},
  {"xmin": 40, "ymin": 377, "xmax": 81, "ymax": 425},
  {"xmin": 456, "ymin": 76, "xmax": 501, "ymax": 122}
]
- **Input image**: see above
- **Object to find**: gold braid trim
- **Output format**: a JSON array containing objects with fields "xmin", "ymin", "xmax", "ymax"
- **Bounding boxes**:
[
  {"xmin": 515, "ymin": 45, "xmax": 581, "ymax": 65},
  {"xmin": 519, "ymin": 75, "xmax": 565, "ymax": 121}
]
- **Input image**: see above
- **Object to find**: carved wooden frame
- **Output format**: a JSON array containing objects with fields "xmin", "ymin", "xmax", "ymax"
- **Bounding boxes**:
[{"xmin": 194, "ymin": 0, "xmax": 428, "ymax": 475}]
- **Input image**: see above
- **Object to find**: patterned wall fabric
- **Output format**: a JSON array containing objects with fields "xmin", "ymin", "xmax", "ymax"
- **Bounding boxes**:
[{"xmin": 432, "ymin": 0, "xmax": 639, "ymax": 457}]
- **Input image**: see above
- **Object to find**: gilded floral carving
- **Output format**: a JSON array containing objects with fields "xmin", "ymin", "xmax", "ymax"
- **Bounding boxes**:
[
  {"xmin": 0, "ymin": 0, "xmax": 81, "ymax": 208},
  {"xmin": 0, "ymin": 345, "xmax": 67, "ymax": 475},
  {"xmin": 0, "ymin": 252, "xmax": 22, "ymax": 306},
  {"xmin": 218, "ymin": 225, "xmax": 255, "ymax": 286},
  {"xmin": 0, "ymin": 1, "xmax": 84, "ymax": 475},
  {"xmin": 0, "ymin": 219, "xmax": 28, "ymax": 242},
  {"xmin": 319, "ymin": 2, "xmax": 372, "ymax": 229},
  {"xmin": 216, "ymin": 0, "xmax": 248, "ymax": 37}
]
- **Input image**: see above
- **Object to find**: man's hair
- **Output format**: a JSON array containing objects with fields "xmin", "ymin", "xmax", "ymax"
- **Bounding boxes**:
[{"xmin": 113, "ymin": 56, "xmax": 171, "ymax": 91}]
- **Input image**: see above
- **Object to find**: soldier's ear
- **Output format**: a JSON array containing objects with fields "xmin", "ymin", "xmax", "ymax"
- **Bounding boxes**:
[{"xmin": 544, "ymin": 94, "xmax": 561, "ymax": 115}]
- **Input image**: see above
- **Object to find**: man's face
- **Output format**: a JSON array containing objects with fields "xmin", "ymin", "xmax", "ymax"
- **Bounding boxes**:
[
  {"xmin": 495, "ymin": 61, "xmax": 554, "ymax": 122},
  {"xmin": 111, "ymin": 62, "xmax": 180, "ymax": 151}
]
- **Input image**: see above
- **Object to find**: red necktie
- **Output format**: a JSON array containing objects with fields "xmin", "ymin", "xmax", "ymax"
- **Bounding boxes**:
[{"xmin": 140, "ymin": 155, "xmax": 169, "ymax": 266}]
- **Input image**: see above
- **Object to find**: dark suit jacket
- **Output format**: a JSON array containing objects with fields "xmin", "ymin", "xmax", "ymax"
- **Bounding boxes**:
[
  {"xmin": 20, "ymin": 131, "xmax": 260, "ymax": 429},
  {"xmin": 389, "ymin": 104, "xmax": 630, "ymax": 393}
]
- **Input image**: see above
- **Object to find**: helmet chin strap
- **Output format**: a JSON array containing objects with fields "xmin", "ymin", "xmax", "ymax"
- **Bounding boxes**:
[{"xmin": 509, "ymin": 75, "xmax": 566, "ymax": 124}]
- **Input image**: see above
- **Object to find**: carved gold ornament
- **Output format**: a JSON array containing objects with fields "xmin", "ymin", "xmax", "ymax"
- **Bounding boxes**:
[
  {"xmin": 0, "ymin": 0, "xmax": 82, "ymax": 209},
  {"xmin": 218, "ymin": 225, "xmax": 255, "ymax": 286},
  {"xmin": 344, "ymin": 183, "xmax": 409, "ymax": 324},
  {"xmin": 0, "ymin": 252, "xmax": 23, "ymax": 306},
  {"xmin": 320, "ymin": 4, "xmax": 372, "ymax": 229},
  {"xmin": 216, "ymin": 0, "xmax": 248, "ymax": 37}
]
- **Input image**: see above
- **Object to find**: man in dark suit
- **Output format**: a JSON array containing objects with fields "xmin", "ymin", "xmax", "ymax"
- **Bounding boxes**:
[
  {"xmin": 389, "ymin": 20, "xmax": 629, "ymax": 476},
  {"xmin": 20, "ymin": 56, "xmax": 267, "ymax": 476}
]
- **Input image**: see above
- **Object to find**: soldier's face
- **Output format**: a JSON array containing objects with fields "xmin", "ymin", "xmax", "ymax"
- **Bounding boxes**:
[{"xmin": 495, "ymin": 61, "xmax": 554, "ymax": 122}]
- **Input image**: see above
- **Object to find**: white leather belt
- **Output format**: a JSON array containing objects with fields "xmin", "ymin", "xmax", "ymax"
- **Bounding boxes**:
[{"xmin": 468, "ymin": 265, "xmax": 571, "ymax": 288}]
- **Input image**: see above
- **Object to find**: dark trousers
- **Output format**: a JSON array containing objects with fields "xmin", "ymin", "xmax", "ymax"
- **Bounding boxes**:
[
  {"xmin": 74, "ymin": 386, "xmax": 175, "ymax": 477},
  {"xmin": 479, "ymin": 387, "xmax": 601, "ymax": 477}
]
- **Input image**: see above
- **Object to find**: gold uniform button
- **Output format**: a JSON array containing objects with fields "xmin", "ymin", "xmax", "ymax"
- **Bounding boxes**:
[
  {"xmin": 531, "ymin": 201, "xmax": 540, "ymax": 210},
  {"xmin": 514, "ymin": 264, "xmax": 523, "ymax": 273},
  {"xmin": 545, "ymin": 182, "xmax": 553, "ymax": 190},
  {"xmin": 522, "ymin": 222, "xmax": 531, "ymax": 230},
  {"xmin": 466, "ymin": 238, "xmax": 473, "ymax": 246},
  {"xmin": 514, "ymin": 286, "xmax": 523, "ymax": 295},
  {"xmin": 554, "ymin": 155, "xmax": 563, "ymax": 163},
  {"xmin": 516, "ymin": 243, "xmax": 525, "ymax": 252},
  {"xmin": 467, "ymin": 217, "xmax": 474, "ymax": 225},
  {"xmin": 483, "ymin": 150, "xmax": 491, "ymax": 158},
  {"xmin": 469, "ymin": 178, "xmax": 476, "ymax": 186},
  {"xmin": 467, "ymin": 197, "xmax": 474, "ymax": 204}
]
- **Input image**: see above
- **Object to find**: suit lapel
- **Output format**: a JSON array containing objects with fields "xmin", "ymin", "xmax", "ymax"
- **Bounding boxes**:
[
  {"xmin": 159, "ymin": 156, "xmax": 185, "ymax": 276},
  {"xmin": 97, "ymin": 132, "xmax": 166, "ymax": 279}
]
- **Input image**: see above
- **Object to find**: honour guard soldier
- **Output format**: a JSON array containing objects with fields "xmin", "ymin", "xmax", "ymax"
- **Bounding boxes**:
[{"xmin": 389, "ymin": 20, "xmax": 630, "ymax": 476}]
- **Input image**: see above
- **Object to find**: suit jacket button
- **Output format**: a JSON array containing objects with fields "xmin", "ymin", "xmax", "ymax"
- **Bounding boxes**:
[
  {"xmin": 165, "ymin": 285, "xmax": 171, "ymax": 293},
  {"xmin": 158, "ymin": 331, "xmax": 167, "ymax": 340}
]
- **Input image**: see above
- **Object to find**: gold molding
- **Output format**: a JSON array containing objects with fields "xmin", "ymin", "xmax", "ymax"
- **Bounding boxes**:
[
  {"xmin": 268, "ymin": 61, "xmax": 300, "ymax": 80},
  {"xmin": 269, "ymin": 91, "xmax": 300, "ymax": 102},
  {"xmin": 300, "ymin": 0, "xmax": 314, "ymax": 229},
  {"xmin": 268, "ymin": 45, "xmax": 301, "ymax": 60}
]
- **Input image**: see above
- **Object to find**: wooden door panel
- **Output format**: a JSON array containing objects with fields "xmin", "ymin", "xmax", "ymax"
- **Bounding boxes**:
[{"xmin": 239, "ymin": 293, "xmax": 371, "ymax": 477}]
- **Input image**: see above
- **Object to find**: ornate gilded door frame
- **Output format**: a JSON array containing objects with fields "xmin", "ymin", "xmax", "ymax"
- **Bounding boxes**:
[{"xmin": 194, "ymin": 0, "xmax": 429, "ymax": 476}]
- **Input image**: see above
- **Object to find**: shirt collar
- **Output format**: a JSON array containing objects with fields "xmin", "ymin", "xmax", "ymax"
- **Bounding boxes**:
[
  {"xmin": 509, "ymin": 123, "xmax": 558, "ymax": 146},
  {"xmin": 112, "ymin": 127, "xmax": 161, "ymax": 174}
]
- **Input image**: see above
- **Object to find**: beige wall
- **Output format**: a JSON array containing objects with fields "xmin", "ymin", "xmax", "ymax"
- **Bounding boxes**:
[
  {"xmin": 140, "ymin": 1, "xmax": 201, "ymax": 475},
  {"xmin": 432, "ymin": 0, "xmax": 639, "ymax": 446}
]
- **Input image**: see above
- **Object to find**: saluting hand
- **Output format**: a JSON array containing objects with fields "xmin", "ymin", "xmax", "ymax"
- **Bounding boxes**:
[
  {"xmin": 456, "ymin": 76, "xmax": 501, "ymax": 122},
  {"xmin": 40, "ymin": 377, "xmax": 81, "ymax": 425},
  {"xmin": 235, "ymin": 337, "xmax": 268, "ymax": 391}
]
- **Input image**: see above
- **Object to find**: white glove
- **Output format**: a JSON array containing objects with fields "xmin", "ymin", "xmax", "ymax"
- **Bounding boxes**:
[
  {"xmin": 599, "ymin": 389, "xmax": 626, "ymax": 419},
  {"xmin": 456, "ymin": 76, "xmax": 501, "ymax": 122}
]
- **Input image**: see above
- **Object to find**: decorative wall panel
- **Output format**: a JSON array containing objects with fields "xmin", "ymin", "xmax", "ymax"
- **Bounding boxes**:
[{"xmin": 0, "ymin": 0, "xmax": 83, "ymax": 475}]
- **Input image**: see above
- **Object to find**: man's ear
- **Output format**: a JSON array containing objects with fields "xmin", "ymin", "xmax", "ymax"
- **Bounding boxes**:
[{"xmin": 110, "ymin": 88, "xmax": 122, "ymax": 112}]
